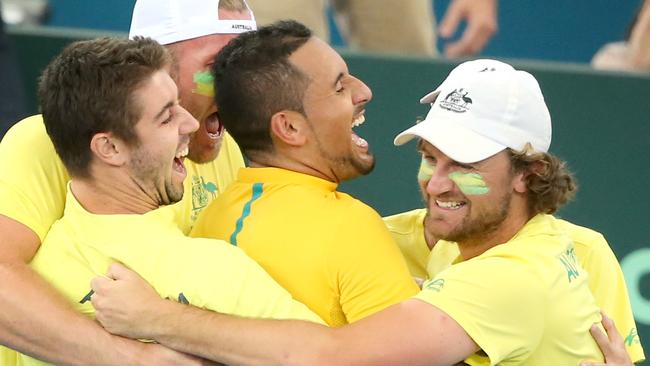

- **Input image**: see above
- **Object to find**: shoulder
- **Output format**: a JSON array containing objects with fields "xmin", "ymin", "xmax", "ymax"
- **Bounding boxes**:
[
  {"xmin": 383, "ymin": 208, "xmax": 426, "ymax": 235},
  {"xmin": 555, "ymin": 218, "xmax": 608, "ymax": 250},
  {"xmin": 1, "ymin": 115, "xmax": 51, "ymax": 149}
]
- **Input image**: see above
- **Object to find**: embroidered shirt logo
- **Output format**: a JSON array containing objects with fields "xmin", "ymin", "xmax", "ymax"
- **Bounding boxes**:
[
  {"xmin": 625, "ymin": 327, "xmax": 640, "ymax": 346},
  {"xmin": 558, "ymin": 244, "xmax": 580, "ymax": 283},
  {"xmin": 424, "ymin": 278, "xmax": 445, "ymax": 292},
  {"xmin": 439, "ymin": 88, "xmax": 472, "ymax": 113},
  {"xmin": 191, "ymin": 175, "xmax": 218, "ymax": 223}
]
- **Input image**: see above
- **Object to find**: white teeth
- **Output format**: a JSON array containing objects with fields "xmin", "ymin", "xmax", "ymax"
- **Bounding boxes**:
[
  {"xmin": 351, "ymin": 134, "xmax": 368, "ymax": 148},
  {"xmin": 175, "ymin": 147, "xmax": 189, "ymax": 159},
  {"xmin": 352, "ymin": 114, "xmax": 365, "ymax": 127},
  {"xmin": 436, "ymin": 200, "xmax": 463, "ymax": 209}
]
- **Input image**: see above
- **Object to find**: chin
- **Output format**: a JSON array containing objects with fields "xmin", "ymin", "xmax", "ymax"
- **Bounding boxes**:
[{"xmin": 188, "ymin": 147, "xmax": 220, "ymax": 164}]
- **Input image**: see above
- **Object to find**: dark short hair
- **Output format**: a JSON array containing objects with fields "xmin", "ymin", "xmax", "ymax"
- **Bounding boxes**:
[
  {"xmin": 38, "ymin": 37, "xmax": 171, "ymax": 177},
  {"xmin": 212, "ymin": 20, "xmax": 312, "ymax": 159}
]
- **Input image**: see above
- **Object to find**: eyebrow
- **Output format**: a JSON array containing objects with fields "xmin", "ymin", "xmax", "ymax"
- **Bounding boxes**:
[{"xmin": 154, "ymin": 101, "xmax": 175, "ymax": 121}]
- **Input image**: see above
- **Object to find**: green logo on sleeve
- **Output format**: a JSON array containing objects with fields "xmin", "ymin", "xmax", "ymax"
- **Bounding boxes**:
[
  {"xmin": 558, "ymin": 245, "xmax": 580, "ymax": 282},
  {"xmin": 625, "ymin": 327, "xmax": 640, "ymax": 346}
]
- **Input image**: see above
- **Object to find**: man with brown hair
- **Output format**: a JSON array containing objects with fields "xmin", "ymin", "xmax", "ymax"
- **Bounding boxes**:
[
  {"xmin": 91, "ymin": 60, "xmax": 611, "ymax": 365},
  {"xmin": 0, "ymin": 0, "xmax": 260, "ymax": 364},
  {"xmin": 11, "ymin": 36, "xmax": 320, "ymax": 366},
  {"xmin": 384, "ymin": 59, "xmax": 644, "ymax": 364}
]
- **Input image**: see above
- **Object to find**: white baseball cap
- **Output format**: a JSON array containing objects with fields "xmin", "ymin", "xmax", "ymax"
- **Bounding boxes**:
[
  {"xmin": 129, "ymin": 0, "xmax": 257, "ymax": 45},
  {"xmin": 394, "ymin": 59, "xmax": 552, "ymax": 163},
  {"xmin": 419, "ymin": 59, "xmax": 515, "ymax": 104}
]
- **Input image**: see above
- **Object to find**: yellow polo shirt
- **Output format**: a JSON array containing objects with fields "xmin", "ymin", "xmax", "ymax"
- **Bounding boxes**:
[
  {"xmin": 18, "ymin": 187, "xmax": 322, "ymax": 366},
  {"xmin": 386, "ymin": 208, "xmax": 644, "ymax": 362},
  {"xmin": 191, "ymin": 167, "xmax": 419, "ymax": 326},
  {"xmin": 416, "ymin": 214, "xmax": 604, "ymax": 365}
]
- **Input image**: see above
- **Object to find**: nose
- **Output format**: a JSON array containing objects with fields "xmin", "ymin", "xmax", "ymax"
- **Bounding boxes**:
[
  {"xmin": 178, "ymin": 105, "xmax": 199, "ymax": 135},
  {"xmin": 351, "ymin": 75, "xmax": 372, "ymax": 105},
  {"xmin": 425, "ymin": 166, "xmax": 455, "ymax": 197}
]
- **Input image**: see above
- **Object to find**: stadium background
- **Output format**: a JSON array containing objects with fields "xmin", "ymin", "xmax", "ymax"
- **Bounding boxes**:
[{"xmin": 6, "ymin": 0, "xmax": 650, "ymax": 363}]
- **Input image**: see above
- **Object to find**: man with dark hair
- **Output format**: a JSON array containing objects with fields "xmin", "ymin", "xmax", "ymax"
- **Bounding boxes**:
[
  {"xmin": 190, "ymin": 20, "xmax": 418, "ymax": 326},
  {"xmin": 91, "ymin": 60, "xmax": 614, "ymax": 365},
  {"xmin": 0, "ymin": 0, "xmax": 271, "ymax": 364},
  {"xmin": 10, "ymin": 36, "xmax": 320, "ymax": 366}
]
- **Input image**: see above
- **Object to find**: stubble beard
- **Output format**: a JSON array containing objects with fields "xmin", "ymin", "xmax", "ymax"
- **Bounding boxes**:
[
  {"xmin": 425, "ymin": 191, "xmax": 512, "ymax": 246},
  {"xmin": 131, "ymin": 149, "xmax": 185, "ymax": 207},
  {"xmin": 314, "ymin": 136, "xmax": 375, "ymax": 181}
]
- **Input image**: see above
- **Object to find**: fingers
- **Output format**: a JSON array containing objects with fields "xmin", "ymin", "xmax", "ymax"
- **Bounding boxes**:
[
  {"xmin": 590, "ymin": 323, "xmax": 612, "ymax": 357},
  {"xmin": 90, "ymin": 275, "xmax": 112, "ymax": 293},
  {"xmin": 601, "ymin": 312, "xmax": 622, "ymax": 343},
  {"xmin": 438, "ymin": 0, "xmax": 463, "ymax": 39},
  {"xmin": 106, "ymin": 262, "xmax": 132, "ymax": 280},
  {"xmin": 439, "ymin": 0, "xmax": 498, "ymax": 57},
  {"xmin": 444, "ymin": 22, "xmax": 492, "ymax": 57}
]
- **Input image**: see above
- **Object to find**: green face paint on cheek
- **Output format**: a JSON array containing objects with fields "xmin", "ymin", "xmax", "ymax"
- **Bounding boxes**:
[
  {"xmin": 449, "ymin": 171, "xmax": 490, "ymax": 195},
  {"xmin": 418, "ymin": 157, "xmax": 435, "ymax": 181},
  {"xmin": 192, "ymin": 70, "xmax": 215, "ymax": 97}
]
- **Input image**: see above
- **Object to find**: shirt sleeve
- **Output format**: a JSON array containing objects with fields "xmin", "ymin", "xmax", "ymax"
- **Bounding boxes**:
[
  {"xmin": 415, "ymin": 256, "xmax": 546, "ymax": 364},
  {"xmin": 0, "ymin": 116, "xmax": 70, "ymax": 241},
  {"xmin": 334, "ymin": 202, "xmax": 419, "ymax": 323},
  {"xmin": 578, "ymin": 234, "xmax": 646, "ymax": 362}
]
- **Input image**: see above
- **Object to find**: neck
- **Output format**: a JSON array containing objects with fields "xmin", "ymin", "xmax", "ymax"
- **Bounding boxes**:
[
  {"xmin": 457, "ymin": 201, "xmax": 532, "ymax": 261},
  {"xmin": 423, "ymin": 216, "xmax": 438, "ymax": 251},
  {"xmin": 249, "ymin": 150, "xmax": 339, "ymax": 183},
  {"xmin": 71, "ymin": 169, "xmax": 159, "ymax": 215}
]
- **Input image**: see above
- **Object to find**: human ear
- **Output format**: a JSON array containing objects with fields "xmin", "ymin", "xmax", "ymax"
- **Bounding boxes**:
[
  {"xmin": 89, "ymin": 133, "xmax": 128, "ymax": 167},
  {"xmin": 269, "ymin": 111, "xmax": 307, "ymax": 147}
]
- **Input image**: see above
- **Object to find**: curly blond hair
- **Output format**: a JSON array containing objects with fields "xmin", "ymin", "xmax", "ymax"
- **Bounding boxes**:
[{"xmin": 508, "ymin": 144, "xmax": 577, "ymax": 215}]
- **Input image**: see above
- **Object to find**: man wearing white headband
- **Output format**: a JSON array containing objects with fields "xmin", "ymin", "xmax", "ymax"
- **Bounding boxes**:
[
  {"xmin": 90, "ymin": 60, "xmax": 619, "ymax": 365},
  {"xmin": 0, "ymin": 0, "xmax": 259, "ymax": 364}
]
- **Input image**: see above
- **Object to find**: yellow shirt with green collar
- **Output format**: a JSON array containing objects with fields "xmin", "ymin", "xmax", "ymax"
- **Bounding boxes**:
[
  {"xmin": 415, "ymin": 214, "xmax": 604, "ymax": 365},
  {"xmin": 386, "ymin": 208, "xmax": 644, "ymax": 362},
  {"xmin": 191, "ymin": 167, "xmax": 419, "ymax": 327},
  {"xmin": 18, "ymin": 187, "xmax": 322, "ymax": 366},
  {"xmin": 0, "ymin": 115, "xmax": 244, "ymax": 239}
]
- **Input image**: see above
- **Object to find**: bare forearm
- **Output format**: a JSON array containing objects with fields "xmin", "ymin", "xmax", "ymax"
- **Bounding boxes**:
[
  {"xmin": 148, "ymin": 300, "xmax": 334, "ymax": 366},
  {"xmin": 0, "ymin": 262, "xmax": 147, "ymax": 366}
]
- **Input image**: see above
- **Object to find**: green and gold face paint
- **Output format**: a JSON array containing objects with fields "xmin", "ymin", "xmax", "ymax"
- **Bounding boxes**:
[
  {"xmin": 418, "ymin": 157, "xmax": 435, "ymax": 181},
  {"xmin": 418, "ymin": 156, "xmax": 490, "ymax": 196},
  {"xmin": 448, "ymin": 171, "xmax": 490, "ymax": 195},
  {"xmin": 192, "ymin": 70, "xmax": 215, "ymax": 97}
]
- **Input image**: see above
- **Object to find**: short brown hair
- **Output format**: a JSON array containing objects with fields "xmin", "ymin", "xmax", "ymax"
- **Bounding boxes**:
[
  {"xmin": 39, "ymin": 37, "xmax": 171, "ymax": 178},
  {"xmin": 508, "ymin": 146, "xmax": 577, "ymax": 215}
]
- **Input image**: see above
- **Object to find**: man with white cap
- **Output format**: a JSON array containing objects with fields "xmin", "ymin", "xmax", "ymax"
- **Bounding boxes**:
[
  {"xmin": 0, "ymin": 0, "xmax": 258, "ymax": 364},
  {"xmin": 384, "ymin": 59, "xmax": 644, "ymax": 364},
  {"xmin": 88, "ymin": 60, "xmax": 612, "ymax": 365}
]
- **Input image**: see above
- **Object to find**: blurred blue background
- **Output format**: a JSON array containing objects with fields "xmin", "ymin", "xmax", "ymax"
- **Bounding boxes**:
[{"xmin": 44, "ymin": 0, "xmax": 643, "ymax": 63}]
